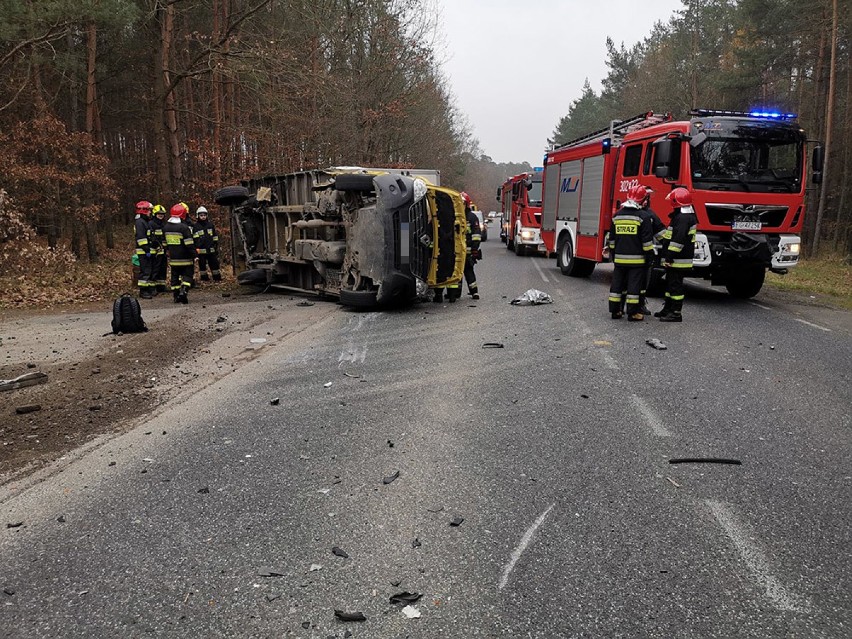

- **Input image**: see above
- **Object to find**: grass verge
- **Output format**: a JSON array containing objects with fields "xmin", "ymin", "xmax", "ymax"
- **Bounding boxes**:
[{"xmin": 765, "ymin": 253, "xmax": 852, "ymax": 310}]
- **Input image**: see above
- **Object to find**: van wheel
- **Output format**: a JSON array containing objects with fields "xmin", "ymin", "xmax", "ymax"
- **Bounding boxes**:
[
  {"xmin": 339, "ymin": 289, "xmax": 379, "ymax": 308},
  {"xmin": 214, "ymin": 185, "xmax": 249, "ymax": 206},
  {"xmin": 334, "ymin": 174, "xmax": 375, "ymax": 192}
]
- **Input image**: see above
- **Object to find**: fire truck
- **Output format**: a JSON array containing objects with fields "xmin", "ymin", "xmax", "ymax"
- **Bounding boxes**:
[
  {"xmin": 497, "ymin": 170, "xmax": 545, "ymax": 256},
  {"xmin": 540, "ymin": 109, "xmax": 824, "ymax": 297}
]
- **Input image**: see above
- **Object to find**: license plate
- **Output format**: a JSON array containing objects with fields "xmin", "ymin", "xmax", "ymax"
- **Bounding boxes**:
[{"xmin": 732, "ymin": 216, "xmax": 761, "ymax": 231}]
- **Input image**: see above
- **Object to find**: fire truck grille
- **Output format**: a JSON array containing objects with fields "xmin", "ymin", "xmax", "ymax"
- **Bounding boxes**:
[{"xmin": 705, "ymin": 204, "xmax": 789, "ymax": 228}]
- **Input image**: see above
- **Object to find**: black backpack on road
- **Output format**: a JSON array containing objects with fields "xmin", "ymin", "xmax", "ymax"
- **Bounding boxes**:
[{"xmin": 111, "ymin": 294, "xmax": 148, "ymax": 334}]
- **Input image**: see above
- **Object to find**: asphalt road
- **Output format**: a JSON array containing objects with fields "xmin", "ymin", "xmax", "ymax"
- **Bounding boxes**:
[{"xmin": 2, "ymin": 229, "xmax": 851, "ymax": 638}]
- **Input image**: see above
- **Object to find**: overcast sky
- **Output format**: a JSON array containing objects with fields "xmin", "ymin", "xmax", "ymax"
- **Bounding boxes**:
[{"xmin": 435, "ymin": 0, "xmax": 685, "ymax": 167}]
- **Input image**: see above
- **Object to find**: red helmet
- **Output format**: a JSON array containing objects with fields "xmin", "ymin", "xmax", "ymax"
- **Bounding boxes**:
[
  {"xmin": 626, "ymin": 185, "xmax": 650, "ymax": 204},
  {"xmin": 665, "ymin": 187, "xmax": 693, "ymax": 207},
  {"xmin": 170, "ymin": 202, "xmax": 189, "ymax": 219},
  {"xmin": 459, "ymin": 191, "xmax": 472, "ymax": 206},
  {"xmin": 135, "ymin": 200, "xmax": 153, "ymax": 213}
]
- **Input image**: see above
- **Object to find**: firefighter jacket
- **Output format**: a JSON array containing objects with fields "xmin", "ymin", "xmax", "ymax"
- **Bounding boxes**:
[
  {"xmin": 641, "ymin": 207, "xmax": 667, "ymax": 244},
  {"xmin": 163, "ymin": 217, "xmax": 196, "ymax": 266},
  {"xmin": 134, "ymin": 214, "xmax": 151, "ymax": 256},
  {"xmin": 661, "ymin": 206, "xmax": 698, "ymax": 269},
  {"xmin": 607, "ymin": 203, "xmax": 654, "ymax": 266},
  {"xmin": 192, "ymin": 218, "xmax": 219, "ymax": 254},
  {"xmin": 148, "ymin": 217, "xmax": 165, "ymax": 254},
  {"xmin": 465, "ymin": 208, "xmax": 481, "ymax": 258}
]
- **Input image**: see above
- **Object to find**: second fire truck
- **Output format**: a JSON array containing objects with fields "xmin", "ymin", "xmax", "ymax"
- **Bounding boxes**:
[
  {"xmin": 540, "ymin": 109, "xmax": 823, "ymax": 297},
  {"xmin": 498, "ymin": 170, "xmax": 545, "ymax": 256}
]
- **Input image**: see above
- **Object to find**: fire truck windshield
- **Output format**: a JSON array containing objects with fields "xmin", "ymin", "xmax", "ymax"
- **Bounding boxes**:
[
  {"xmin": 689, "ymin": 119, "xmax": 804, "ymax": 193},
  {"xmin": 527, "ymin": 177, "xmax": 543, "ymax": 206}
]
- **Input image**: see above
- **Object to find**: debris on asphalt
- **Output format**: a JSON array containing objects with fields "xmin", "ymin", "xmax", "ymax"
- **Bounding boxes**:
[
  {"xmin": 216, "ymin": 316, "xmax": 227, "ymax": 323},
  {"xmin": 332, "ymin": 546, "xmax": 349, "ymax": 558},
  {"xmin": 666, "ymin": 477, "xmax": 681, "ymax": 488},
  {"xmin": 510, "ymin": 289, "xmax": 553, "ymax": 306},
  {"xmin": 257, "ymin": 567, "xmax": 286, "ymax": 577},
  {"xmin": 390, "ymin": 591, "xmax": 423, "ymax": 605},
  {"xmin": 265, "ymin": 593, "xmax": 281, "ymax": 602},
  {"xmin": 56, "ymin": 515, "xmax": 66, "ymax": 523},
  {"xmin": 249, "ymin": 338, "xmax": 267, "ymax": 344},
  {"xmin": 646, "ymin": 338, "xmax": 668, "ymax": 350},
  {"xmin": 482, "ymin": 342, "xmax": 504, "ymax": 348},
  {"xmin": 270, "ymin": 397, "xmax": 280, "ymax": 405},
  {"xmin": 412, "ymin": 538, "xmax": 421, "ymax": 548},
  {"xmin": 1, "ymin": 372, "xmax": 48, "ymax": 392},
  {"xmin": 334, "ymin": 610, "xmax": 367, "ymax": 622},
  {"xmin": 426, "ymin": 506, "xmax": 444, "ymax": 513},
  {"xmin": 669, "ymin": 458, "xmax": 742, "ymax": 465},
  {"xmin": 15, "ymin": 404, "xmax": 41, "ymax": 415},
  {"xmin": 198, "ymin": 486, "xmax": 210, "ymax": 494},
  {"xmin": 296, "ymin": 301, "xmax": 315, "ymax": 307},
  {"xmin": 309, "ymin": 564, "xmax": 323, "ymax": 572},
  {"xmin": 6, "ymin": 522, "xmax": 24, "ymax": 529},
  {"xmin": 387, "ymin": 440, "xmax": 394, "ymax": 448},
  {"xmin": 402, "ymin": 605, "xmax": 421, "ymax": 619},
  {"xmin": 323, "ymin": 382, "xmax": 333, "ymax": 388},
  {"xmin": 3, "ymin": 588, "xmax": 15, "ymax": 596},
  {"xmin": 383, "ymin": 470, "xmax": 400, "ymax": 485},
  {"xmin": 343, "ymin": 372, "xmax": 360, "ymax": 378},
  {"xmin": 449, "ymin": 516, "xmax": 464, "ymax": 527}
]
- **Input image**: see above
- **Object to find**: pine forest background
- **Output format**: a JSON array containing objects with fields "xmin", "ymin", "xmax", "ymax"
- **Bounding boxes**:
[{"xmin": 0, "ymin": 0, "xmax": 848, "ymax": 290}]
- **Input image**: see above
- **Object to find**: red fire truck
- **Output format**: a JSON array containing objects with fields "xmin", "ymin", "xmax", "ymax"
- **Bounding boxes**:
[
  {"xmin": 497, "ymin": 170, "xmax": 545, "ymax": 256},
  {"xmin": 540, "ymin": 109, "xmax": 824, "ymax": 297}
]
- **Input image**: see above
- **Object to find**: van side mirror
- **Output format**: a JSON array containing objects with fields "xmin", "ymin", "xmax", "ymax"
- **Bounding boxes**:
[{"xmin": 812, "ymin": 145, "xmax": 824, "ymax": 184}]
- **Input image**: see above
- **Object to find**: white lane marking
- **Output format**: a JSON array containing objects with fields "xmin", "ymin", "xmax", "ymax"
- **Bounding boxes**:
[
  {"xmin": 630, "ymin": 394, "xmax": 671, "ymax": 437},
  {"xmin": 499, "ymin": 503, "xmax": 555, "ymax": 591},
  {"xmin": 748, "ymin": 301, "xmax": 771, "ymax": 310},
  {"xmin": 706, "ymin": 500, "xmax": 811, "ymax": 614},
  {"xmin": 532, "ymin": 258, "xmax": 550, "ymax": 283},
  {"xmin": 794, "ymin": 318, "xmax": 831, "ymax": 332}
]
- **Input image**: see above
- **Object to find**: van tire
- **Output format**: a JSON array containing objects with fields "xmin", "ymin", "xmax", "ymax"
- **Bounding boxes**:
[
  {"xmin": 339, "ymin": 289, "xmax": 379, "ymax": 308},
  {"xmin": 214, "ymin": 185, "xmax": 250, "ymax": 206},
  {"xmin": 334, "ymin": 174, "xmax": 375, "ymax": 192}
]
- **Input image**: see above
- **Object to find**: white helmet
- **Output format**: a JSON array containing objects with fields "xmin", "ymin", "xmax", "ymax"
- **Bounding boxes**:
[{"xmin": 196, "ymin": 205, "xmax": 208, "ymax": 216}]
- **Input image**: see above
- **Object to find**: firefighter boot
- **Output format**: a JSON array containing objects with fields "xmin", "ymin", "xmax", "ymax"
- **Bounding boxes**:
[
  {"xmin": 658, "ymin": 310, "xmax": 682, "ymax": 322},
  {"xmin": 654, "ymin": 301, "xmax": 672, "ymax": 318},
  {"xmin": 628, "ymin": 312, "xmax": 644, "ymax": 322},
  {"xmin": 139, "ymin": 286, "xmax": 152, "ymax": 300},
  {"xmin": 432, "ymin": 290, "xmax": 443, "ymax": 303}
]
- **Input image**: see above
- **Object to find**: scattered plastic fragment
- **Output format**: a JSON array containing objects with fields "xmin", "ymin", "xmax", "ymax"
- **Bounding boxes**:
[
  {"xmin": 296, "ymin": 301, "xmax": 315, "ymax": 307},
  {"xmin": 402, "ymin": 605, "xmax": 421, "ymax": 619},
  {"xmin": 383, "ymin": 470, "xmax": 400, "ymax": 485},
  {"xmin": 198, "ymin": 486, "xmax": 210, "ymax": 494},
  {"xmin": 56, "ymin": 515, "xmax": 66, "ymax": 523},
  {"xmin": 426, "ymin": 506, "xmax": 444, "ymax": 513},
  {"xmin": 390, "ymin": 591, "xmax": 422, "ymax": 605},
  {"xmin": 666, "ymin": 477, "xmax": 681, "ymax": 488},
  {"xmin": 482, "ymin": 342, "xmax": 504, "ymax": 348},
  {"xmin": 309, "ymin": 564, "xmax": 323, "ymax": 572},
  {"xmin": 510, "ymin": 289, "xmax": 553, "ymax": 306},
  {"xmin": 412, "ymin": 538, "xmax": 421, "ymax": 549},
  {"xmin": 6, "ymin": 522, "xmax": 24, "ymax": 529},
  {"xmin": 646, "ymin": 338, "xmax": 668, "ymax": 350},
  {"xmin": 250, "ymin": 338, "xmax": 267, "ymax": 344},
  {"xmin": 343, "ymin": 372, "xmax": 360, "ymax": 378},
  {"xmin": 669, "ymin": 458, "xmax": 742, "ymax": 465},
  {"xmin": 332, "ymin": 547, "xmax": 349, "ymax": 558},
  {"xmin": 323, "ymin": 382, "xmax": 333, "ymax": 388},
  {"xmin": 265, "ymin": 593, "xmax": 282, "ymax": 602},
  {"xmin": 334, "ymin": 610, "xmax": 366, "ymax": 622},
  {"xmin": 258, "ymin": 567, "xmax": 286, "ymax": 577},
  {"xmin": 270, "ymin": 397, "xmax": 280, "ymax": 405},
  {"xmin": 449, "ymin": 517, "xmax": 464, "ymax": 527}
]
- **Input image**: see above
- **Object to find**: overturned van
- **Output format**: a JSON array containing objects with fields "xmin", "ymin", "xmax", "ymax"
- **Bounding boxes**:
[{"xmin": 214, "ymin": 168, "xmax": 466, "ymax": 308}]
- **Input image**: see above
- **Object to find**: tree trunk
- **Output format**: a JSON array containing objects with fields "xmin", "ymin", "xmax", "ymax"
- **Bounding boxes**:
[
  {"xmin": 812, "ymin": 0, "xmax": 837, "ymax": 255},
  {"xmin": 86, "ymin": 21, "xmax": 102, "ymax": 146},
  {"xmin": 831, "ymin": 29, "xmax": 850, "ymax": 249},
  {"xmin": 70, "ymin": 218, "xmax": 82, "ymax": 259},
  {"xmin": 85, "ymin": 221, "xmax": 99, "ymax": 263}
]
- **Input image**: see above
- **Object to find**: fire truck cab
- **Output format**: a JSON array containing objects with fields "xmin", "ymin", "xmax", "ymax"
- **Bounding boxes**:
[
  {"xmin": 497, "ymin": 170, "xmax": 545, "ymax": 256},
  {"xmin": 541, "ymin": 110, "xmax": 823, "ymax": 297}
]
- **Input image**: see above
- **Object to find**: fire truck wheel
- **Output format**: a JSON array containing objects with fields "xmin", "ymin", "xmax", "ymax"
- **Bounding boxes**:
[
  {"xmin": 514, "ymin": 240, "xmax": 526, "ymax": 256},
  {"xmin": 557, "ymin": 234, "xmax": 574, "ymax": 275},
  {"xmin": 334, "ymin": 174, "xmax": 376, "ymax": 192},
  {"xmin": 339, "ymin": 288, "xmax": 379, "ymax": 308},
  {"xmin": 724, "ymin": 266, "xmax": 765, "ymax": 298}
]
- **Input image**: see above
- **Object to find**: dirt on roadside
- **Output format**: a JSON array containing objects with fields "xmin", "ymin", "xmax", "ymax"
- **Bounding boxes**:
[{"xmin": 0, "ymin": 287, "xmax": 339, "ymax": 484}]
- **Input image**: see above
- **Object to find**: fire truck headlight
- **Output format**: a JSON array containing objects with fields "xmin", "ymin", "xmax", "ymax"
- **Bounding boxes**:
[
  {"xmin": 783, "ymin": 242, "xmax": 801, "ymax": 254},
  {"xmin": 520, "ymin": 230, "xmax": 534, "ymax": 240}
]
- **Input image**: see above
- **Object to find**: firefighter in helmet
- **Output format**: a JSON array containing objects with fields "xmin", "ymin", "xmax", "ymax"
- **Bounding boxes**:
[
  {"xmin": 655, "ymin": 187, "xmax": 697, "ymax": 322},
  {"xmin": 628, "ymin": 185, "xmax": 666, "ymax": 315},
  {"xmin": 149, "ymin": 204, "xmax": 168, "ymax": 293},
  {"xmin": 607, "ymin": 190, "xmax": 655, "ymax": 320},
  {"xmin": 193, "ymin": 205, "xmax": 221, "ymax": 282},
  {"xmin": 460, "ymin": 191, "xmax": 481, "ymax": 300},
  {"xmin": 134, "ymin": 200, "xmax": 155, "ymax": 299},
  {"xmin": 164, "ymin": 202, "xmax": 195, "ymax": 304}
]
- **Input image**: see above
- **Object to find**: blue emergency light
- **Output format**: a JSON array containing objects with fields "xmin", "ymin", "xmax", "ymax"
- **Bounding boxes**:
[
  {"xmin": 691, "ymin": 108, "xmax": 797, "ymax": 121},
  {"xmin": 601, "ymin": 138, "xmax": 612, "ymax": 154},
  {"xmin": 533, "ymin": 166, "xmax": 543, "ymax": 172}
]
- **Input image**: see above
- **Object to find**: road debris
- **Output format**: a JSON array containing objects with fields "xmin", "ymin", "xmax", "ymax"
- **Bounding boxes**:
[
  {"xmin": 257, "ymin": 567, "xmax": 286, "ymax": 577},
  {"xmin": 669, "ymin": 458, "xmax": 742, "ymax": 465},
  {"xmin": 449, "ymin": 516, "xmax": 464, "ymax": 527},
  {"xmin": 1, "ymin": 371, "xmax": 48, "ymax": 392},
  {"xmin": 666, "ymin": 477, "xmax": 681, "ymax": 488},
  {"xmin": 197, "ymin": 486, "xmax": 210, "ymax": 494},
  {"xmin": 343, "ymin": 372, "xmax": 360, "ymax": 378},
  {"xmin": 323, "ymin": 382, "xmax": 333, "ymax": 388},
  {"xmin": 646, "ymin": 338, "xmax": 668, "ymax": 350},
  {"xmin": 334, "ymin": 610, "xmax": 367, "ymax": 622},
  {"xmin": 15, "ymin": 404, "xmax": 42, "ymax": 414},
  {"xmin": 270, "ymin": 397, "xmax": 280, "ymax": 405},
  {"xmin": 249, "ymin": 338, "xmax": 267, "ymax": 344},
  {"xmin": 6, "ymin": 522, "xmax": 24, "ymax": 529},
  {"xmin": 510, "ymin": 289, "xmax": 553, "ymax": 306},
  {"xmin": 402, "ymin": 605, "xmax": 421, "ymax": 619},
  {"xmin": 412, "ymin": 538, "xmax": 421, "ymax": 548},
  {"xmin": 383, "ymin": 470, "xmax": 400, "ymax": 485},
  {"xmin": 332, "ymin": 546, "xmax": 349, "ymax": 558},
  {"xmin": 390, "ymin": 591, "xmax": 422, "ymax": 605},
  {"xmin": 482, "ymin": 342, "xmax": 504, "ymax": 348},
  {"xmin": 309, "ymin": 564, "xmax": 323, "ymax": 572}
]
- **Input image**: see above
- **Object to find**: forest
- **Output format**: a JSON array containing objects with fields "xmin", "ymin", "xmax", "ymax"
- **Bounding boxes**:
[{"xmin": 0, "ymin": 0, "xmax": 848, "ymax": 301}]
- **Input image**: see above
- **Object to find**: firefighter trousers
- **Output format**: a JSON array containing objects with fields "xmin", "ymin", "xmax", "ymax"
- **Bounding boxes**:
[
  {"xmin": 609, "ymin": 265, "xmax": 644, "ymax": 314},
  {"xmin": 137, "ymin": 253, "xmax": 155, "ymax": 293},
  {"xmin": 463, "ymin": 257, "xmax": 478, "ymax": 294},
  {"xmin": 170, "ymin": 263, "xmax": 194, "ymax": 300},
  {"xmin": 664, "ymin": 269, "xmax": 686, "ymax": 312},
  {"xmin": 198, "ymin": 252, "xmax": 221, "ymax": 281}
]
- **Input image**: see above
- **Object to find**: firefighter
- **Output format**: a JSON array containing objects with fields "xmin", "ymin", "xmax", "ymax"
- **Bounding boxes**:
[
  {"xmin": 460, "ymin": 192, "xmax": 481, "ymax": 300},
  {"xmin": 134, "ymin": 200, "xmax": 154, "ymax": 299},
  {"xmin": 193, "ymin": 206, "xmax": 221, "ymax": 282},
  {"xmin": 149, "ymin": 204, "xmax": 168, "ymax": 293},
  {"xmin": 655, "ymin": 187, "xmax": 697, "ymax": 322},
  {"xmin": 163, "ymin": 202, "xmax": 195, "ymax": 304},
  {"xmin": 607, "ymin": 192, "xmax": 655, "ymax": 320},
  {"xmin": 629, "ymin": 185, "xmax": 666, "ymax": 315}
]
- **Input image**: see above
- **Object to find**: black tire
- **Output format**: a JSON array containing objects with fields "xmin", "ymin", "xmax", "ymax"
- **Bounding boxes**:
[
  {"xmin": 572, "ymin": 258, "xmax": 596, "ymax": 277},
  {"xmin": 334, "ymin": 174, "xmax": 375, "ymax": 192},
  {"xmin": 237, "ymin": 268, "xmax": 268, "ymax": 286},
  {"xmin": 214, "ymin": 185, "xmax": 250, "ymax": 206},
  {"xmin": 557, "ymin": 234, "xmax": 574, "ymax": 275},
  {"xmin": 514, "ymin": 239, "xmax": 525, "ymax": 256},
  {"xmin": 339, "ymin": 288, "xmax": 379, "ymax": 308},
  {"xmin": 725, "ymin": 266, "xmax": 765, "ymax": 298}
]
